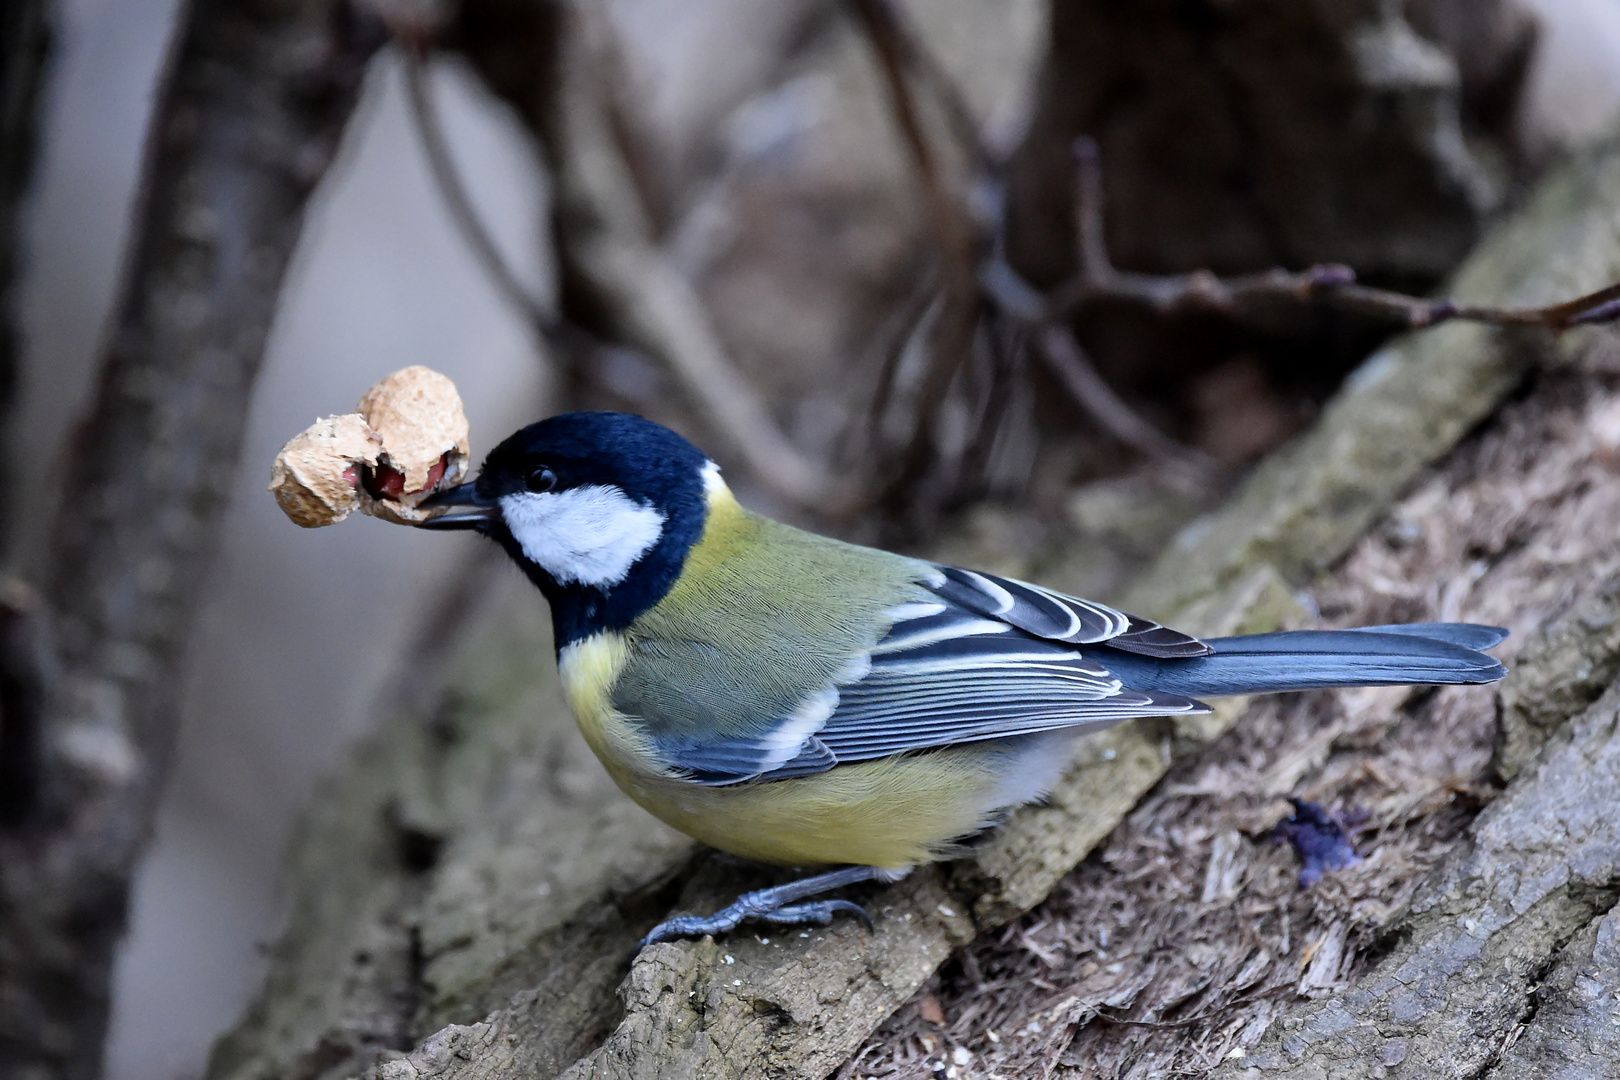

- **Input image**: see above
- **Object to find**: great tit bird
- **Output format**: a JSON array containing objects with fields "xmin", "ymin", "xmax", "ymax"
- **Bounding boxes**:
[{"xmin": 418, "ymin": 412, "xmax": 1506, "ymax": 947}]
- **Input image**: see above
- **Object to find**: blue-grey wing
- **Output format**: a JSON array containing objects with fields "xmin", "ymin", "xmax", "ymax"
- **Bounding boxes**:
[
  {"xmin": 926, "ymin": 565, "xmax": 1212, "ymax": 658},
  {"xmin": 798, "ymin": 576, "xmax": 1206, "ymax": 772},
  {"xmin": 661, "ymin": 565, "xmax": 1208, "ymax": 785}
]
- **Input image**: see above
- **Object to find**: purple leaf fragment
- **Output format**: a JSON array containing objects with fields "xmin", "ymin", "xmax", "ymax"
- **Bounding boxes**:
[{"xmin": 1274, "ymin": 798, "xmax": 1362, "ymax": 887}]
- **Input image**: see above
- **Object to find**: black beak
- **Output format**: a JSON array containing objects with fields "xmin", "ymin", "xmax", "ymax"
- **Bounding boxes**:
[{"xmin": 414, "ymin": 482, "xmax": 499, "ymax": 531}]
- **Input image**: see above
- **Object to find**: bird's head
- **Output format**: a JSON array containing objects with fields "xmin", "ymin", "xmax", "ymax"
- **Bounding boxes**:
[{"xmin": 418, "ymin": 412, "xmax": 714, "ymax": 640}]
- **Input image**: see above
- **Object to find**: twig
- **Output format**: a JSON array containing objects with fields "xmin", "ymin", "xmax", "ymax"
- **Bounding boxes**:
[
  {"xmin": 849, "ymin": 0, "xmax": 985, "ymax": 503},
  {"xmin": 957, "ymin": 315, "xmax": 1028, "ymax": 493},
  {"xmin": 848, "ymin": 26, "xmax": 1211, "ymax": 482},
  {"xmin": 847, "ymin": 0, "xmax": 964, "ymax": 219},
  {"xmin": 396, "ymin": 35, "xmax": 676, "ymax": 405},
  {"xmin": 1035, "ymin": 324, "xmax": 1214, "ymax": 478},
  {"xmin": 399, "ymin": 43, "xmax": 555, "ymax": 334},
  {"xmin": 1000, "ymin": 135, "xmax": 1620, "ymax": 476},
  {"xmin": 850, "ymin": 0, "xmax": 987, "ymax": 164},
  {"xmin": 400, "ymin": 18, "xmax": 846, "ymax": 510},
  {"xmin": 1330, "ymin": 278, "xmax": 1620, "ymax": 331},
  {"xmin": 860, "ymin": 269, "xmax": 940, "ymax": 452},
  {"xmin": 1072, "ymin": 137, "xmax": 1111, "ymax": 286},
  {"xmin": 1051, "ymin": 256, "xmax": 1620, "ymax": 333},
  {"xmin": 976, "ymin": 150, "xmax": 1210, "ymax": 471},
  {"xmin": 571, "ymin": 2, "xmax": 849, "ymax": 508},
  {"xmin": 1054, "ymin": 135, "xmax": 1620, "ymax": 334}
]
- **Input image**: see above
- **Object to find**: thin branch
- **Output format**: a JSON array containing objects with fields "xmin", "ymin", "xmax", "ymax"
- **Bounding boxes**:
[
  {"xmin": 859, "ymin": 267, "xmax": 940, "ymax": 452},
  {"xmin": 397, "ymin": 34, "xmax": 690, "ymax": 410},
  {"xmin": 399, "ymin": 43, "xmax": 555, "ymax": 335},
  {"xmin": 979, "ymin": 147, "xmax": 1209, "ymax": 472},
  {"xmin": 846, "ymin": 25, "xmax": 1211, "ymax": 484},
  {"xmin": 564, "ymin": 4, "xmax": 849, "ymax": 509},
  {"xmin": 1326, "ymin": 277, "xmax": 1620, "ymax": 331},
  {"xmin": 848, "ymin": 0, "xmax": 984, "ymax": 502},
  {"xmin": 1049, "ymin": 255, "xmax": 1620, "ymax": 333},
  {"xmin": 1072, "ymin": 136, "xmax": 1111, "ymax": 286},
  {"xmin": 404, "ymin": 18, "xmax": 846, "ymax": 510},
  {"xmin": 858, "ymin": 30, "xmax": 1620, "ymax": 499},
  {"xmin": 986, "ymin": 134, "xmax": 1620, "ymax": 479},
  {"xmin": 850, "ymin": 0, "xmax": 987, "ymax": 165},
  {"xmin": 1035, "ymin": 323, "xmax": 1214, "ymax": 479},
  {"xmin": 1053, "ymin": 135, "xmax": 1620, "ymax": 334},
  {"xmin": 402, "ymin": 35, "xmax": 681, "ymax": 414},
  {"xmin": 847, "ymin": 0, "xmax": 962, "ymax": 230},
  {"xmin": 957, "ymin": 314, "xmax": 1029, "ymax": 494}
]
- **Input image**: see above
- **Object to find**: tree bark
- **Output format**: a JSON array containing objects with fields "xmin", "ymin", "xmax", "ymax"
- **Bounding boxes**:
[
  {"xmin": 1217, "ymin": 681, "xmax": 1620, "ymax": 1079},
  {"xmin": 0, "ymin": 3, "xmax": 383, "ymax": 1077},
  {"xmin": 0, "ymin": 0, "xmax": 53, "ymax": 826},
  {"xmin": 0, "ymin": 0, "xmax": 51, "ymax": 523}
]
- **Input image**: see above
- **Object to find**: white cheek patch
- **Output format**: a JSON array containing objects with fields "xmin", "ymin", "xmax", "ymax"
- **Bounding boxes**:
[{"xmin": 499, "ymin": 486, "xmax": 667, "ymax": 587}]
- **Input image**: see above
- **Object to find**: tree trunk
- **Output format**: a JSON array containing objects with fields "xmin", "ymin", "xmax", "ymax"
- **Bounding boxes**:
[{"xmin": 0, "ymin": 0, "xmax": 51, "ymax": 529}]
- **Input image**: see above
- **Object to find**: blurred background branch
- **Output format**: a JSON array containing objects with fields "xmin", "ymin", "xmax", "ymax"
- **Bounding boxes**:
[
  {"xmin": 442, "ymin": 0, "xmax": 849, "ymax": 509},
  {"xmin": 0, "ymin": 0, "xmax": 50, "ymax": 517},
  {"xmin": 0, "ymin": 0, "xmax": 53, "ymax": 828}
]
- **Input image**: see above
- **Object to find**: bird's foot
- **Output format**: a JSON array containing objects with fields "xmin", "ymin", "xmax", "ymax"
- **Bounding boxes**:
[
  {"xmin": 638, "ymin": 865, "xmax": 881, "ymax": 950},
  {"xmin": 760, "ymin": 899, "xmax": 873, "ymax": 928}
]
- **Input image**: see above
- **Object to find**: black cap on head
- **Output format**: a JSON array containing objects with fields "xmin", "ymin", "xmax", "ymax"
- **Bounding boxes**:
[{"xmin": 474, "ymin": 411, "xmax": 709, "ymax": 512}]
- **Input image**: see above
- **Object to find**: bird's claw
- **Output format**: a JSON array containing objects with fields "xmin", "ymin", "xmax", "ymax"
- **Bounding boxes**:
[
  {"xmin": 757, "ymin": 898, "xmax": 872, "ymax": 929},
  {"xmin": 638, "ymin": 898, "xmax": 873, "ymax": 950},
  {"xmin": 634, "ymin": 866, "xmax": 882, "ymax": 953}
]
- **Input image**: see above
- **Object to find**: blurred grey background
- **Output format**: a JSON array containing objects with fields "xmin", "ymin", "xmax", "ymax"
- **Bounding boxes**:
[
  {"xmin": 11, "ymin": 0, "xmax": 1620, "ymax": 1077},
  {"xmin": 16, "ymin": 2, "xmax": 550, "ymax": 1075}
]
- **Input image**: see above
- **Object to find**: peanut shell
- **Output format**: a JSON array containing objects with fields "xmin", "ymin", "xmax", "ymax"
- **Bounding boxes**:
[{"xmin": 269, "ymin": 414, "xmax": 384, "ymax": 528}]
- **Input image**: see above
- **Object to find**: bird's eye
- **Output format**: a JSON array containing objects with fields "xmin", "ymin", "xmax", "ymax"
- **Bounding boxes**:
[{"xmin": 525, "ymin": 466, "xmax": 558, "ymax": 493}]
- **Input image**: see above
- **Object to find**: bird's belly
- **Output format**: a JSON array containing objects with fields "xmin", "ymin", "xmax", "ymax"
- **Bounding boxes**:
[
  {"xmin": 557, "ymin": 631, "xmax": 1031, "ymax": 867},
  {"xmin": 609, "ymin": 749, "xmax": 1010, "ymax": 868}
]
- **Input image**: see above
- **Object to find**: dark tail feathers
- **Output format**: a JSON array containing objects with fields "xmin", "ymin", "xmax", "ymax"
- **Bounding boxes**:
[{"xmin": 1098, "ymin": 622, "xmax": 1507, "ymax": 698}]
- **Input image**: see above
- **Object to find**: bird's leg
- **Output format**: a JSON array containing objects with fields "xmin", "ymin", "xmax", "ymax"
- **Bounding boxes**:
[{"xmin": 639, "ymin": 864, "xmax": 885, "ymax": 948}]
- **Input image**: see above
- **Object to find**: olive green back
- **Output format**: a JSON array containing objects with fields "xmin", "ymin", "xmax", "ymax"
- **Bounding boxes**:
[{"xmin": 611, "ymin": 507, "xmax": 930, "ymax": 742}]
